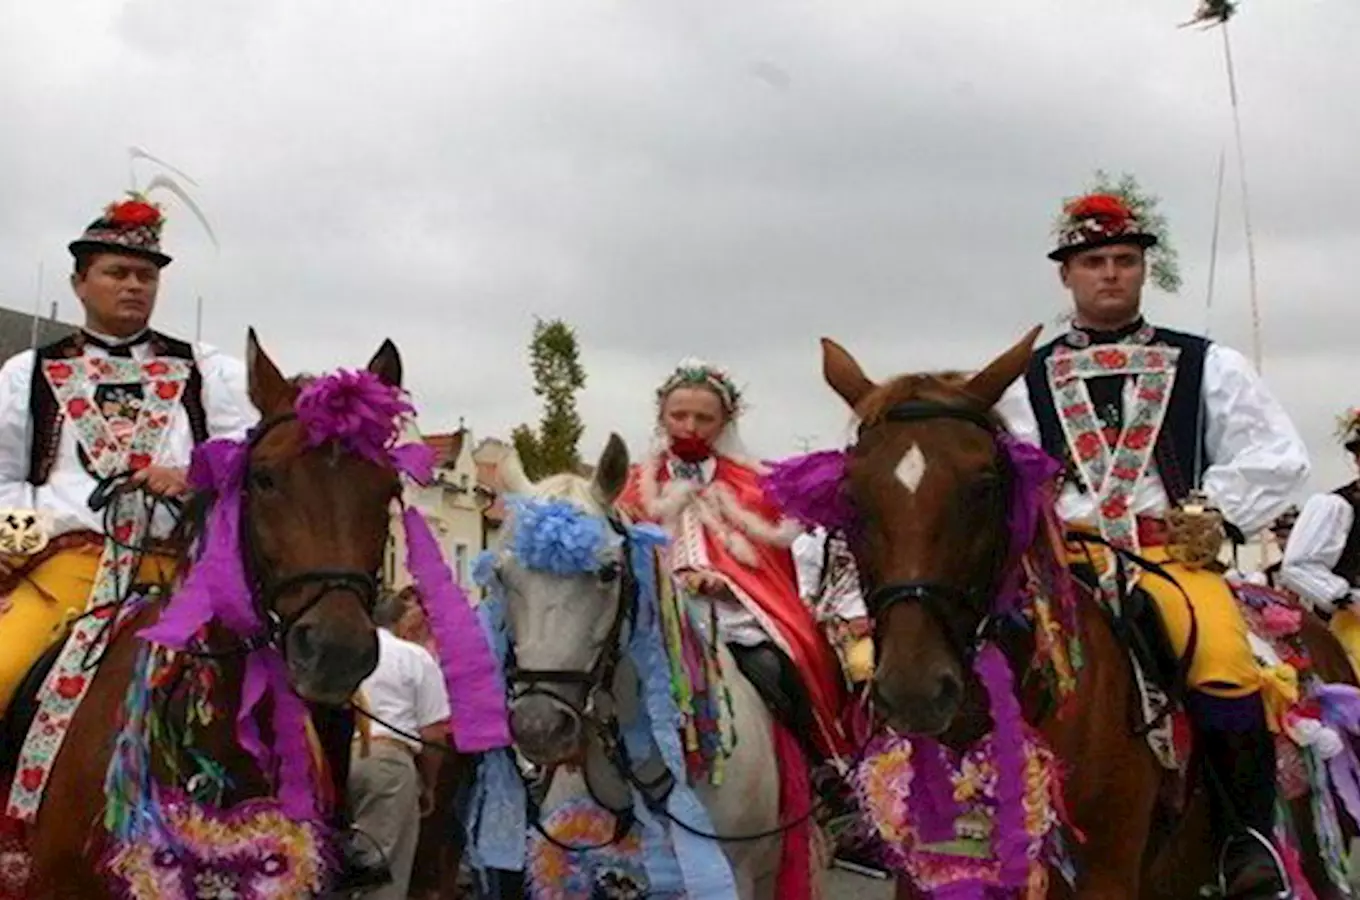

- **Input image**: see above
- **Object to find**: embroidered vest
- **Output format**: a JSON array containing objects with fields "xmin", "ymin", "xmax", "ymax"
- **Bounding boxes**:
[
  {"xmin": 1025, "ymin": 325, "xmax": 1209, "ymax": 507},
  {"xmin": 1331, "ymin": 481, "xmax": 1360, "ymax": 587},
  {"xmin": 26, "ymin": 331, "xmax": 209, "ymax": 485}
]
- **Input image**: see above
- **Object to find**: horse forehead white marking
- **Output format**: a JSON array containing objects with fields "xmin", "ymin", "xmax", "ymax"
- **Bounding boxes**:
[{"xmin": 894, "ymin": 444, "xmax": 928, "ymax": 493}]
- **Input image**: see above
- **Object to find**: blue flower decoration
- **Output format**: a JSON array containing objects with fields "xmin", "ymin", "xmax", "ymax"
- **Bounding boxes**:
[
  {"xmin": 472, "ymin": 550, "xmax": 498, "ymax": 588},
  {"xmin": 507, "ymin": 497, "xmax": 608, "ymax": 575}
]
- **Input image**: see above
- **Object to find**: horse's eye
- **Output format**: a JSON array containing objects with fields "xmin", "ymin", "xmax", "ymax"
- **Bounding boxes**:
[
  {"xmin": 598, "ymin": 562, "xmax": 620, "ymax": 584},
  {"xmin": 250, "ymin": 469, "xmax": 278, "ymax": 492}
]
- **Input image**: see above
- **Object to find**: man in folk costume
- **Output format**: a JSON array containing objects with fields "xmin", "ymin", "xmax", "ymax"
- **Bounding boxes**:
[
  {"xmin": 793, "ymin": 526, "xmax": 874, "ymax": 685},
  {"xmin": 0, "ymin": 194, "xmax": 257, "ymax": 715},
  {"xmin": 1279, "ymin": 410, "xmax": 1360, "ymax": 673},
  {"xmin": 618, "ymin": 360, "xmax": 850, "ymax": 764},
  {"xmin": 995, "ymin": 190, "xmax": 1308, "ymax": 899}
]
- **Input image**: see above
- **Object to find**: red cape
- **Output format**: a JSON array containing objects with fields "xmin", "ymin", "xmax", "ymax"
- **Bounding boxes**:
[{"xmin": 621, "ymin": 455, "xmax": 850, "ymax": 757}]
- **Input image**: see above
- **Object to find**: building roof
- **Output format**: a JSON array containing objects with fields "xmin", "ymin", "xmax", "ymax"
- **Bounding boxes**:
[
  {"xmin": 0, "ymin": 305, "xmax": 78, "ymax": 365},
  {"xmin": 422, "ymin": 430, "xmax": 467, "ymax": 468}
]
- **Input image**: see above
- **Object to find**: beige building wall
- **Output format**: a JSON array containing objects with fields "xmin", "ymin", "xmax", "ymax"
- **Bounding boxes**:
[{"xmin": 385, "ymin": 429, "xmax": 494, "ymax": 599}]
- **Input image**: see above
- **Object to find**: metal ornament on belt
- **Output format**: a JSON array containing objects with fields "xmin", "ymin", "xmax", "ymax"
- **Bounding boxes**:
[
  {"xmin": 1166, "ymin": 489, "xmax": 1226, "ymax": 570},
  {"xmin": 0, "ymin": 508, "xmax": 52, "ymax": 557}
]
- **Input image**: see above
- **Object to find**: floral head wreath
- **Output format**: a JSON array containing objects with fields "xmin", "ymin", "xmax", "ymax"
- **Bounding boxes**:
[
  {"xmin": 1335, "ymin": 407, "xmax": 1360, "ymax": 450},
  {"xmin": 656, "ymin": 357, "xmax": 744, "ymax": 418}
]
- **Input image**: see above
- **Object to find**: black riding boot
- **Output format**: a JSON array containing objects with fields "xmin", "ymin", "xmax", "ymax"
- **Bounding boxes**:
[
  {"xmin": 727, "ymin": 642, "xmax": 824, "ymax": 766},
  {"xmin": 309, "ymin": 703, "xmax": 393, "ymax": 892},
  {"xmin": 1193, "ymin": 693, "xmax": 1293, "ymax": 900}
]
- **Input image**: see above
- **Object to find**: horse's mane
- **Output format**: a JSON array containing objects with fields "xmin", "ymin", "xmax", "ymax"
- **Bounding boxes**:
[{"xmin": 856, "ymin": 370, "xmax": 1006, "ymax": 432}]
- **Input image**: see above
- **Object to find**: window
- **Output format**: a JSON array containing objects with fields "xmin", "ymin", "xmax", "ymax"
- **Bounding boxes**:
[{"xmin": 454, "ymin": 543, "xmax": 469, "ymax": 586}]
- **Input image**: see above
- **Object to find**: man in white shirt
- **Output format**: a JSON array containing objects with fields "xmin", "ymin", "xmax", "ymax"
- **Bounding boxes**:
[
  {"xmin": 995, "ymin": 188, "xmax": 1308, "ymax": 898},
  {"xmin": 0, "ymin": 193, "xmax": 257, "ymax": 714},
  {"xmin": 1280, "ymin": 412, "xmax": 1360, "ymax": 673},
  {"xmin": 349, "ymin": 589, "xmax": 451, "ymax": 900},
  {"xmin": 791, "ymin": 527, "xmax": 873, "ymax": 684}
]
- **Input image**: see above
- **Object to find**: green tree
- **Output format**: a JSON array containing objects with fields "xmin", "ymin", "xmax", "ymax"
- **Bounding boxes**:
[{"xmin": 511, "ymin": 317, "xmax": 587, "ymax": 480}]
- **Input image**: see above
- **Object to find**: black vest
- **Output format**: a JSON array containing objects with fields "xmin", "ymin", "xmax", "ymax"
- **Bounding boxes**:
[
  {"xmin": 1331, "ymin": 481, "xmax": 1360, "ymax": 587},
  {"xmin": 1024, "ymin": 325, "xmax": 1209, "ymax": 507},
  {"xmin": 26, "ymin": 330, "xmax": 209, "ymax": 486}
]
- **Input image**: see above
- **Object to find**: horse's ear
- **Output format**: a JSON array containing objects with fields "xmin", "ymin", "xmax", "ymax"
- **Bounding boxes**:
[
  {"xmin": 821, "ymin": 338, "xmax": 876, "ymax": 411},
  {"xmin": 591, "ymin": 433, "xmax": 630, "ymax": 507},
  {"xmin": 962, "ymin": 325, "xmax": 1043, "ymax": 409},
  {"xmin": 367, "ymin": 339, "xmax": 403, "ymax": 388},
  {"xmin": 499, "ymin": 447, "xmax": 534, "ymax": 495},
  {"xmin": 246, "ymin": 328, "xmax": 291, "ymax": 416}
]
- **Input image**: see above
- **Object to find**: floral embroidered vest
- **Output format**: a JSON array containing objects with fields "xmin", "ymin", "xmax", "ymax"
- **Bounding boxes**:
[
  {"xmin": 1024, "ymin": 323, "xmax": 1209, "ymax": 509},
  {"xmin": 1332, "ymin": 481, "xmax": 1360, "ymax": 587},
  {"xmin": 26, "ymin": 330, "xmax": 209, "ymax": 486}
]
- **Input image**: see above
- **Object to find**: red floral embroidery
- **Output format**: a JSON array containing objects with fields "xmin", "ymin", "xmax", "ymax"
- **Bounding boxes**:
[
  {"xmin": 46, "ymin": 362, "xmax": 73, "ymax": 384},
  {"xmin": 1145, "ymin": 352, "xmax": 1166, "ymax": 368},
  {"xmin": 143, "ymin": 360, "xmax": 170, "ymax": 377},
  {"xmin": 1093, "ymin": 349, "xmax": 1129, "ymax": 369},
  {"xmin": 128, "ymin": 453, "xmax": 152, "ymax": 471},
  {"xmin": 1101, "ymin": 495, "xmax": 1129, "ymax": 520},
  {"xmin": 53, "ymin": 675, "xmax": 85, "ymax": 700},
  {"xmin": 1053, "ymin": 358, "xmax": 1075, "ymax": 379},
  {"xmin": 1061, "ymin": 403, "xmax": 1091, "ymax": 419},
  {"xmin": 113, "ymin": 523, "xmax": 134, "ymax": 545},
  {"xmin": 1124, "ymin": 426, "xmax": 1155, "ymax": 451},
  {"xmin": 1075, "ymin": 432, "xmax": 1103, "ymax": 461},
  {"xmin": 67, "ymin": 397, "xmax": 91, "ymax": 419},
  {"xmin": 1137, "ymin": 387, "xmax": 1166, "ymax": 403},
  {"xmin": 18, "ymin": 769, "xmax": 42, "ymax": 793},
  {"xmin": 154, "ymin": 381, "xmax": 178, "ymax": 401},
  {"xmin": 1111, "ymin": 466, "xmax": 1140, "ymax": 482}
]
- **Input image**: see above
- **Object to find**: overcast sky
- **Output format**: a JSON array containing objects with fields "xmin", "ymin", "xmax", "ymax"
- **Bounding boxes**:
[{"xmin": 3, "ymin": 0, "xmax": 1357, "ymax": 497}]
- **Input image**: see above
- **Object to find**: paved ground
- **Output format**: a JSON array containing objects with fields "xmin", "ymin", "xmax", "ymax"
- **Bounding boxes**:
[{"xmin": 823, "ymin": 865, "xmax": 895, "ymax": 898}]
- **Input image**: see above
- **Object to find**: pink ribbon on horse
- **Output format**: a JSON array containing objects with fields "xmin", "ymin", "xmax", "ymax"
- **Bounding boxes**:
[{"xmin": 140, "ymin": 438, "xmax": 320, "ymax": 822}]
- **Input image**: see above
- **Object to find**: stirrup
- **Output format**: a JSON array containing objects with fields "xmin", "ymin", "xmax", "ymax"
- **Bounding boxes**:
[{"xmin": 1216, "ymin": 827, "xmax": 1293, "ymax": 900}]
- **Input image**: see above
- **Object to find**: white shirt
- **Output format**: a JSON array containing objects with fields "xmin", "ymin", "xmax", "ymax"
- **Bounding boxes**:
[
  {"xmin": 995, "ymin": 341, "xmax": 1309, "ymax": 537},
  {"xmin": 360, "ymin": 628, "xmax": 451, "ymax": 751},
  {"xmin": 1280, "ymin": 492, "xmax": 1358, "ymax": 614},
  {"xmin": 792, "ymin": 527, "xmax": 868, "ymax": 623},
  {"xmin": 0, "ymin": 333, "xmax": 257, "ymax": 539}
]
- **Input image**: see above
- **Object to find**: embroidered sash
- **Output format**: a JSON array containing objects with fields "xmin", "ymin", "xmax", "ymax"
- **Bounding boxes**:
[
  {"xmin": 6, "ymin": 354, "xmax": 189, "ymax": 822},
  {"xmin": 1048, "ymin": 343, "xmax": 1178, "ymax": 599}
]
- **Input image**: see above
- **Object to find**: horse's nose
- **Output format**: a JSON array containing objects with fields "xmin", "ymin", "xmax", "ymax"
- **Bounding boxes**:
[
  {"xmin": 872, "ymin": 670, "xmax": 962, "ymax": 735},
  {"xmin": 510, "ymin": 697, "xmax": 582, "ymax": 765},
  {"xmin": 286, "ymin": 623, "xmax": 378, "ymax": 700}
]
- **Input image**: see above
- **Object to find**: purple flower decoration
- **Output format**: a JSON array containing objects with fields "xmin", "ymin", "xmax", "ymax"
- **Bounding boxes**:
[
  {"xmin": 295, "ymin": 370, "xmax": 434, "ymax": 481},
  {"xmin": 762, "ymin": 450, "xmax": 854, "ymax": 532}
]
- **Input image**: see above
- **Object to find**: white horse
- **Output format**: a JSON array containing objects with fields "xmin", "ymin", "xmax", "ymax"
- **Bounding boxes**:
[{"xmin": 495, "ymin": 434, "xmax": 793, "ymax": 900}]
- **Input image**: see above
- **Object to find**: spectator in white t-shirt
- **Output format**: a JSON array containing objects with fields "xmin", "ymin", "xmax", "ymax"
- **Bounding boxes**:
[{"xmin": 348, "ymin": 590, "xmax": 451, "ymax": 899}]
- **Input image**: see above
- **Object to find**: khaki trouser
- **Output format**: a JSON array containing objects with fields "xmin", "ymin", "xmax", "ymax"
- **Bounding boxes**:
[{"xmin": 348, "ymin": 739, "xmax": 421, "ymax": 900}]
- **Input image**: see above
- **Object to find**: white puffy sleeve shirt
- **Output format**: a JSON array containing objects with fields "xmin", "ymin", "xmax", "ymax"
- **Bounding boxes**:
[
  {"xmin": 0, "ymin": 340, "xmax": 259, "ymax": 540},
  {"xmin": 1280, "ymin": 493, "xmax": 1356, "ymax": 614},
  {"xmin": 995, "ymin": 342, "xmax": 1309, "ymax": 536}
]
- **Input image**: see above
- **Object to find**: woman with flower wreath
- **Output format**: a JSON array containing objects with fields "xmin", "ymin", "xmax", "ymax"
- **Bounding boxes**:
[
  {"xmin": 995, "ymin": 186, "xmax": 1310, "ymax": 898},
  {"xmin": 1280, "ymin": 409, "xmax": 1360, "ymax": 678},
  {"xmin": 617, "ymin": 359, "xmax": 851, "ymax": 765}
]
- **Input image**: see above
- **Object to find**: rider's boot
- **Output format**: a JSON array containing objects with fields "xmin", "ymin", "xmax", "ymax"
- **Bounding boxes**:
[
  {"xmin": 1194, "ymin": 692, "xmax": 1293, "ymax": 900},
  {"xmin": 309, "ymin": 702, "xmax": 393, "ymax": 892},
  {"xmin": 726, "ymin": 641, "xmax": 824, "ymax": 767}
]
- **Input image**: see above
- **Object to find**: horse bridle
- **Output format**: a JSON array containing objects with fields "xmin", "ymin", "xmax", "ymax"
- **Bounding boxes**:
[
  {"xmin": 504, "ymin": 516, "xmax": 639, "ymax": 730},
  {"xmin": 858, "ymin": 400, "xmax": 1013, "ymax": 665},
  {"xmin": 237, "ymin": 412, "xmax": 383, "ymax": 655}
]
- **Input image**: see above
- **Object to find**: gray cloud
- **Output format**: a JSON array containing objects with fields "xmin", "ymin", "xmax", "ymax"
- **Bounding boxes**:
[{"xmin": 3, "ymin": 0, "xmax": 1358, "ymax": 496}]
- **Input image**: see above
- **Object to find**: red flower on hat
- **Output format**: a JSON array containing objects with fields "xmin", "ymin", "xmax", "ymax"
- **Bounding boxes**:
[
  {"xmin": 106, "ymin": 199, "xmax": 162, "ymax": 229},
  {"xmin": 1067, "ymin": 193, "xmax": 1132, "ymax": 221}
]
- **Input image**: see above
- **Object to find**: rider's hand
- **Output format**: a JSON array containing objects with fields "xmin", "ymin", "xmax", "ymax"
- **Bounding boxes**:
[
  {"xmin": 129, "ymin": 466, "xmax": 189, "ymax": 498},
  {"xmin": 680, "ymin": 569, "xmax": 728, "ymax": 597}
]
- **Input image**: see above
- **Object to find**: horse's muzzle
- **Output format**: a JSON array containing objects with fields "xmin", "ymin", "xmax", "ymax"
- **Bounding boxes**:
[
  {"xmin": 286, "ymin": 622, "xmax": 378, "ymax": 705},
  {"xmin": 872, "ymin": 669, "xmax": 963, "ymax": 736},
  {"xmin": 510, "ymin": 694, "xmax": 584, "ymax": 766}
]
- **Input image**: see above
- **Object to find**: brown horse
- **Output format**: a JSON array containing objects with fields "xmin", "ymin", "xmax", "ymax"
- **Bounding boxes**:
[
  {"xmin": 15, "ymin": 333, "xmax": 406, "ymax": 898},
  {"xmin": 819, "ymin": 329, "xmax": 1358, "ymax": 899}
]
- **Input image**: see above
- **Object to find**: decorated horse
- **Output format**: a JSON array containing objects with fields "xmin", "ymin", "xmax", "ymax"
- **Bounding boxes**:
[
  {"xmin": 771, "ymin": 329, "xmax": 1360, "ymax": 899},
  {"xmin": 461, "ymin": 434, "xmax": 826, "ymax": 900},
  {"xmin": 0, "ymin": 333, "xmax": 508, "ymax": 898}
]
